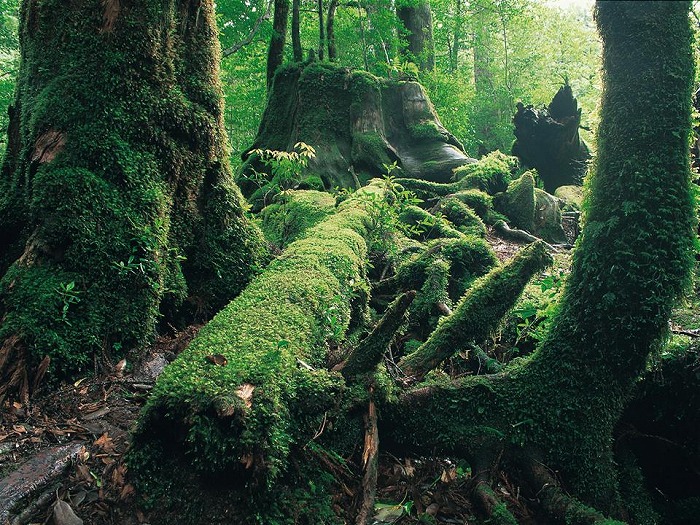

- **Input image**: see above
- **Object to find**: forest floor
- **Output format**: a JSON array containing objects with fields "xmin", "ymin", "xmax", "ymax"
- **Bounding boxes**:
[{"xmin": 0, "ymin": 221, "xmax": 650, "ymax": 525}]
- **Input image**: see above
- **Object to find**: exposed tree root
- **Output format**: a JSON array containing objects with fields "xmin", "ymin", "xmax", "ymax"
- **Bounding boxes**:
[
  {"xmin": 399, "ymin": 241, "xmax": 551, "ymax": 381},
  {"xmin": 526, "ymin": 460, "xmax": 624, "ymax": 525},
  {"xmin": 493, "ymin": 220, "xmax": 557, "ymax": 251}
]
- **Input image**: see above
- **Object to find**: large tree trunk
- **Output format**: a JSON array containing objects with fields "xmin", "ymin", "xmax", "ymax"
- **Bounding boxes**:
[
  {"xmin": 0, "ymin": 0, "xmax": 267, "ymax": 394},
  {"xmin": 396, "ymin": 0, "xmax": 435, "ymax": 72},
  {"xmin": 327, "ymin": 0, "xmax": 339, "ymax": 61},
  {"xmin": 388, "ymin": 0, "xmax": 696, "ymax": 512}
]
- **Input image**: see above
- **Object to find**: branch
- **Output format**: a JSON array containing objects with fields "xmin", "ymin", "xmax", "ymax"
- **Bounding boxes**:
[
  {"xmin": 222, "ymin": 0, "xmax": 273, "ymax": 58},
  {"xmin": 493, "ymin": 220, "xmax": 557, "ymax": 251},
  {"xmin": 398, "ymin": 242, "xmax": 552, "ymax": 382},
  {"xmin": 335, "ymin": 290, "xmax": 416, "ymax": 379}
]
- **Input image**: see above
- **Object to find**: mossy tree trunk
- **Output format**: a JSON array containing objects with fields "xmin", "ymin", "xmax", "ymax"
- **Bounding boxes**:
[
  {"xmin": 387, "ymin": 0, "xmax": 695, "ymax": 514},
  {"xmin": 0, "ymin": 0, "xmax": 267, "ymax": 394}
]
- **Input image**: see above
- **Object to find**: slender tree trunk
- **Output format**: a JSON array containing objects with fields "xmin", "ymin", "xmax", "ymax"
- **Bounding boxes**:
[
  {"xmin": 357, "ymin": 0, "xmax": 369, "ymax": 70},
  {"xmin": 450, "ymin": 0, "xmax": 462, "ymax": 73},
  {"xmin": 292, "ymin": 0, "xmax": 302, "ymax": 62},
  {"xmin": 267, "ymin": 0, "xmax": 290, "ymax": 88},
  {"xmin": 0, "ymin": 0, "xmax": 267, "ymax": 393},
  {"xmin": 327, "ymin": 0, "xmax": 339, "ymax": 61},
  {"xmin": 396, "ymin": 0, "xmax": 435, "ymax": 72},
  {"xmin": 318, "ymin": 0, "xmax": 325, "ymax": 61}
]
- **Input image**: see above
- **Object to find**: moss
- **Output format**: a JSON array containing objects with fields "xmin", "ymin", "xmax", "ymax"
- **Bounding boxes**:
[
  {"xmin": 437, "ymin": 197, "xmax": 487, "ymax": 237},
  {"xmin": 490, "ymin": 503, "xmax": 518, "ymax": 525},
  {"xmin": 400, "ymin": 241, "xmax": 552, "ymax": 378},
  {"xmin": 398, "ymin": 205, "xmax": 462, "ymax": 241},
  {"xmin": 450, "ymin": 189, "xmax": 493, "ymax": 219},
  {"xmin": 409, "ymin": 121, "xmax": 445, "ymax": 141},
  {"xmin": 0, "ymin": 0, "xmax": 267, "ymax": 378},
  {"xmin": 499, "ymin": 171, "xmax": 536, "ymax": 232},
  {"xmin": 454, "ymin": 150, "xmax": 517, "ymax": 195},
  {"xmin": 260, "ymin": 190, "xmax": 337, "ymax": 249},
  {"xmin": 554, "ymin": 185, "xmax": 585, "ymax": 210},
  {"xmin": 351, "ymin": 131, "xmax": 394, "ymax": 179}
]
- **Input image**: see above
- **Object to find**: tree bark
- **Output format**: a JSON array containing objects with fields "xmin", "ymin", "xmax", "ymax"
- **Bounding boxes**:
[
  {"xmin": 327, "ymin": 0, "xmax": 339, "ymax": 61},
  {"xmin": 292, "ymin": 0, "xmax": 302, "ymax": 62},
  {"xmin": 267, "ymin": 0, "xmax": 290, "ymax": 88},
  {"xmin": 396, "ymin": 1, "xmax": 435, "ymax": 72},
  {"xmin": 0, "ymin": 0, "xmax": 267, "ymax": 386},
  {"xmin": 318, "ymin": 0, "xmax": 325, "ymax": 61}
]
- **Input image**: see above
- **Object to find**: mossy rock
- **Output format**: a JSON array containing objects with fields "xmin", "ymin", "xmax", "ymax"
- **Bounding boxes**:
[
  {"xmin": 554, "ymin": 185, "xmax": 585, "ymax": 210},
  {"xmin": 499, "ymin": 171, "xmax": 537, "ymax": 232},
  {"xmin": 534, "ymin": 189, "xmax": 567, "ymax": 243}
]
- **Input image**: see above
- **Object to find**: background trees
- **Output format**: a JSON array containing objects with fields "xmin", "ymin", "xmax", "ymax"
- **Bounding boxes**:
[{"xmin": 213, "ymin": 0, "xmax": 600, "ymax": 166}]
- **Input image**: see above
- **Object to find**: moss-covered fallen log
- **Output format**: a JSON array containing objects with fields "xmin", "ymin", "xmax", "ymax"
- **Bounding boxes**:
[{"xmin": 129, "ymin": 187, "xmax": 383, "ymax": 485}]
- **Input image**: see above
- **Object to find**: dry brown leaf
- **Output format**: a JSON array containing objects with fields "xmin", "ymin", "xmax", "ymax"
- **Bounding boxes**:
[
  {"xmin": 52, "ymin": 498, "xmax": 84, "ymax": 525},
  {"xmin": 440, "ymin": 467, "xmax": 457, "ymax": 484},
  {"xmin": 111, "ymin": 464, "xmax": 126, "ymax": 486},
  {"xmin": 120, "ymin": 484, "xmax": 135, "ymax": 500},
  {"xmin": 94, "ymin": 433, "xmax": 115, "ymax": 454},
  {"xmin": 235, "ymin": 383, "xmax": 255, "ymax": 409},
  {"xmin": 114, "ymin": 358, "xmax": 127, "ymax": 377},
  {"xmin": 240, "ymin": 454, "xmax": 254, "ymax": 469}
]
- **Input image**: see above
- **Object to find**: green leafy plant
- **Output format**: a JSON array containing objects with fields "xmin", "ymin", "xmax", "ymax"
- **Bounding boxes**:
[{"xmin": 56, "ymin": 281, "xmax": 80, "ymax": 324}]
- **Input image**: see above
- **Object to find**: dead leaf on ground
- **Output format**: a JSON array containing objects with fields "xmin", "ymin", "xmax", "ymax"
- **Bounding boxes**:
[
  {"xmin": 93, "ymin": 433, "xmax": 115, "ymax": 454},
  {"xmin": 52, "ymin": 497, "xmax": 84, "ymax": 525}
]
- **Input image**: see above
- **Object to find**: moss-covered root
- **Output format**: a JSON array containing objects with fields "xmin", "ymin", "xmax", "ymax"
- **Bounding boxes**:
[
  {"xmin": 527, "ymin": 462, "xmax": 625, "ymax": 525},
  {"xmin": 336, "ymin": 290, "xmax": 416, "ymax": 379},
  {"xmin": 128, "ymin": 190, "xmax": 380, "ymax": 490},
  {"xmin": 399, "ymin": 241, "xmax": 552, "ymax": 381}
]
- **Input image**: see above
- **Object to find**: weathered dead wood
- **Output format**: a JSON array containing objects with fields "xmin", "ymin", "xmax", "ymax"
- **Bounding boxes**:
[{"xmin": 355, "ymin": 394, "xmax": 379, "ymax": 525}]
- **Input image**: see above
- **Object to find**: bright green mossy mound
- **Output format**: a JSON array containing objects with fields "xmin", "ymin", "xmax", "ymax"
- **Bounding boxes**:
[
  {"xmin": 260, "ymin": 190, "xmax": 337, "ymax": 249},
  {"xmin": 129, "ymin": 186, "xmax": 382, "ymax": 488},
  {"xmin": 437, "ymin": 197, "xmax": 487, "ymax": 237},
  {"xmin": 498, "ymin": 170, "xmax": 537, "ymax": 232},
  {"xmin": 0, "ymin": 0, "xmax": 267, "ymax": 379},
  {"xmin": 399, "ymin": 241, "xmax": 552, "ymax": 379},
  {"xmin": 453, "ymin": 150, "xmax": 517, "ymax": 194}
]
